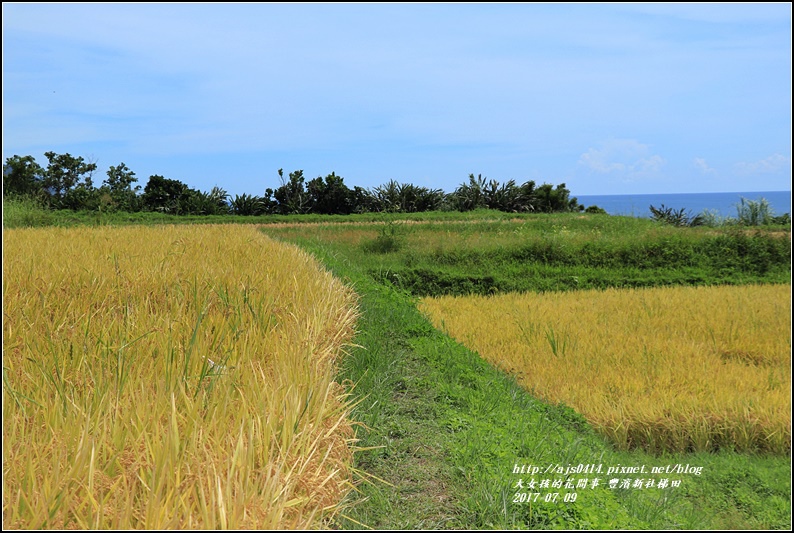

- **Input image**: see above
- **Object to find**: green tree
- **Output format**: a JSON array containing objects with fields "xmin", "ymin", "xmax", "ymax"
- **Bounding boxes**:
[
  {"xmin": 369, "ymin": 180, "xmax": 444, "ymax": 213},
  {"xmin": 396, "ymin": 183, "xmax": 444, "ymax": 213},
  {"xmin": 186, "ymin": 186, "xmax": 229, "ymax": 215},
  {"xmin": 63, "ymin": 180, "xmax": 101, "ymax": 211},
  {"xmin": 371, "ymin": 179, "xmax": 402, "ymax": 213},
  {"xmin": 585, "ymin": 205, "xmax": 607, "ymax": 214},
  {"xmin": 142, "ymin": 174, "xmax": 190, "ymax": 214},
  {"xmin": 449, "ymin": 175, "xmax": 538, "ymax": 212},
  {"xmin": 532, "ymin": 183, "xmax": 582, "ymax": 213},
  {"xmin": 273, "ymin": 169, "xmax": 309, "ymax": 214},
  {"xmin": 351, "ymin": 186, "xmax": 378, "ymax": 213},
  {"xmin": 102, "ymin": 162, "xmax": 141, "ymax": 211},
  {"xmin": 3, "ymin": 155, "xmax": 45, "ymax": 199},
  {"xmin": 483, "ymin": 179, "xmax": 536, "ymax": 212},
  {"xmin": 41, "ymin": 152, "xmax": 98, "ymax": 208},
  {"xmin": 517, "ymin": 180, "xmax": 538, "ymax": 211},
  {"xmin": 307, "ymin": 172, "xmax": 354, "ymax": 215},
  {"xmin": 451, "ymin": 174, "xmax": 489, "ymax": 211},
  {"xmin": 230, "ymin": 193, "xmax": 269, "ymax": 216}
]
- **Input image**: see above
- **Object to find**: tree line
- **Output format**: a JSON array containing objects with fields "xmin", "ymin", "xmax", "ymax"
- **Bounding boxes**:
[{"xmin": 3, "ymin": 152, "xmax": 589, "ymax": 216}]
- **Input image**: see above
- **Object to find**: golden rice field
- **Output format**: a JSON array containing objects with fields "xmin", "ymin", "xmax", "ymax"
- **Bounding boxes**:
[
  {"xmin": 2, "ymin": 225, "xmax": 359, "ymax": 529},
  {"xmin": 420, "ymin": 284, "xmax": 791, "ymax": 454}
]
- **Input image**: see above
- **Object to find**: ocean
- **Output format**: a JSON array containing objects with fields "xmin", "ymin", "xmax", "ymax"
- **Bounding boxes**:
[{"xmin": 575, "ymin": 191, "xmax": 791, "ymax": 219}]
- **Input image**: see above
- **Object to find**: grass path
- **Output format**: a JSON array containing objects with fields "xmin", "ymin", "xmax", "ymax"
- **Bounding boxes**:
[{"xmin": 326, "ymin": 264, "xmax": 640, "ymax": 529}]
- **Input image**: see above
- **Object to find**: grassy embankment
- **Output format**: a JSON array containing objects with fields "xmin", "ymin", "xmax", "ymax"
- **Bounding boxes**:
[
  {"xmin": 260, "ymin": 215, "xmax": 791, "ymax": 530},
  {"xmin": 3, "ymin": 196, "xmax": 548, "ymax": 229},
  {"xmin": 3, "ymin": 225, "xmax": 358, "ymax": 529}
]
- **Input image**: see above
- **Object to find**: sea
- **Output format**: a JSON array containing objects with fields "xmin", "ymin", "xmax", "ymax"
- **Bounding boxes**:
[{"xmin": 575, "ymin": 191, "xmax": 791, "ymax": 219}]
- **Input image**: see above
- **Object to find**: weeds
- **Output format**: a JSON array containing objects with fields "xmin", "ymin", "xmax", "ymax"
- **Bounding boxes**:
[
  {"xmin": 545, "ymin": 325, "xmax": 575, "ymax": 357},
  {"xmin": 2, "ymin": 196, "xmax": 58, "ymax": 228},
  {"xmin": 361, "ymin": 219, "xmax": 409, "ymax": 253}
]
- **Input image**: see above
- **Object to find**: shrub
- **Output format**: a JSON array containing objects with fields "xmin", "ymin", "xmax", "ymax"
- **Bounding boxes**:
[
  {"xmin": 649, "ymin": 204, "xmax": 704, "ymax": 227},
  {"xmin": 585, "ymin": 205, "xmax": 607, "ymax": 214},
  {"xmin": 735, "ymin": 197, "xmax": 774, "ymax": 226},
  {"xmin": 362, "ymin": 219, "xmax": 407, "ymax": 253}
]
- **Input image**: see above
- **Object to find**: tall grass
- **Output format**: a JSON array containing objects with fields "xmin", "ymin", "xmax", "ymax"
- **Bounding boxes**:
[
  {"xmin": 735, "ymin": 197, "xmax": 775, "ymax": 226},
  {"xmin": 2, "ymin": 196, "xmax": 58, "ymax": 228},
  {"xmin": 419, "ymin": 284, "xmax": 791, "ymax": 454},
  {"xmin": 262, "ymin": 216, "xmax": 790, "ymax": 297},
  {"xmin": 3, "ymin": 224, "xmax": 359, "ymax": 528}
]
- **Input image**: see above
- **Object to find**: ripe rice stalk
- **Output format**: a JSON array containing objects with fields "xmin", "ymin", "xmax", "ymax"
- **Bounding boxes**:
[
  {"xmin": 419, "ymin": 284, "xmax": 791, "ymax": 454},
  {"xmin": 3, "ymin": 224, "xmax": 359, "ymax": 529}
]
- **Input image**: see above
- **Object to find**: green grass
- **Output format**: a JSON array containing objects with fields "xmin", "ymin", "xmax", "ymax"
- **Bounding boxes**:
[
  {"xmin": 3, "ymin": 200, "xmax": 556, "ymax": 229},
  {"xmin": 262, "ymin": 215, "xmax": 790, "ymax": 297},
  {"xmin": 2, "ymin": 196, "xmax": 59, "ymax": 228},
  {"xmin": 262, "ymin": 223, "xmax": 791, "ymax": 530}
]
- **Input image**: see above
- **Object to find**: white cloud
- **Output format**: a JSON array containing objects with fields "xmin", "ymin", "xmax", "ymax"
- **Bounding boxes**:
[
  {"xmin": 579, "ymin": 148, "xmax": 626, "ymax": 174},
  {"xmin": 578, "ymin": 139, "xmax": 665, "ymax": 180},
  {"xmin": 734, "ymin": 154, "xmax": 791, "ymax": 175},
  {"xmin": 638, "ymin": 154, "xmax": 665, "ymax": 174},
  {"xmin": 694, "ymin": 157, "xmax": 716, "ymax": 174}
]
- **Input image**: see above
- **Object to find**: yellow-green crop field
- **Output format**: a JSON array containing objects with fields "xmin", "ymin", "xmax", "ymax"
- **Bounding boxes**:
[
  {"xmin": 2, "ymin": 225, "xmax": 359, "ymax": 529},
  {"xmin": 420, "ymin": 284, "xmax": 791, "ymax": 454}
]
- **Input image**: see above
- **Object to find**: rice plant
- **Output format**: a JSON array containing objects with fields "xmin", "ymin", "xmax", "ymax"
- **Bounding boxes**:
[
  {"xmin": 2, "ymin": 224, "xmax": 359, "ymax": 529},
  {"xmin": 419, "ymin": 284, "xmax": 791, "ymax": 454}
]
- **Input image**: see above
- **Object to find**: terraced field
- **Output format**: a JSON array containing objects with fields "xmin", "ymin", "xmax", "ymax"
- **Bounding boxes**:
[
  {"xmin": 3, "ymin": 211, "xmax": 790, "ymax": 530},
  {"xmin": 259, "ymin": 215, "xmax": 791, "ymax": 530},
  {"xmin": 420, "ymin": 284, "xmax": 791, "ymax": 454}
]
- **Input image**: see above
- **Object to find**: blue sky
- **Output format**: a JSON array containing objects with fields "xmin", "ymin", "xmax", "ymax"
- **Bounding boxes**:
[{"xmin": 2, "ymin": 3, "xmax": 791, "ymax": 197}]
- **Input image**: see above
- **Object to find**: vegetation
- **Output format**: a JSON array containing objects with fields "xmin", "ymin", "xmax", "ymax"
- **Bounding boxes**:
[
  {"xmin": 649, "ymin": 204, "xmax": 704, "ymax": 227},
  {"xmin": 4, "ymin": 153, "xmax": 585, "ymax": 216},
  {"xmin": 1, "ymin": 199, "xmax": 552, "ymax": 229},
  {"xmin": 420, "ymin": 284, "xmax": 791, "ymax": 454},
  {"xmin": 6, "ymin": 152, "xmax": 789, "ymax": 229},
  {"xmin": 2, "ymin": 195, "xmax": 59, "ymax": 228},
  {"xmin": 260, "ymin": 220, "xmax": 791, "ymax": 529},
  {"xmin": 734, "ymin": 196, "xmax": 779, "ymax": 226},
  {"xmin": 3, "ymin": 196, "xmax": 790, "ymax": 529},
  {"xmin": 652, "ymin": 197, "xmax": 791, "ymax": 228},
  {"xmin": 3, "ymin": 225, "xmax": 359, "ymax": 529},
  {"xmin": 264, "ymin": 215, "xmax": 790, "ymax": 297}
]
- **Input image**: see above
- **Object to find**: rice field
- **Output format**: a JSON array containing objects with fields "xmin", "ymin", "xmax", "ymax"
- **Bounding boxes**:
[
  {"xmin": 419, "ymin": 284, "xmax": 791, "ymax": 454},
  {"xmin": 2, "ymin": 224, "xmax": 359, "ymax": 529}
]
